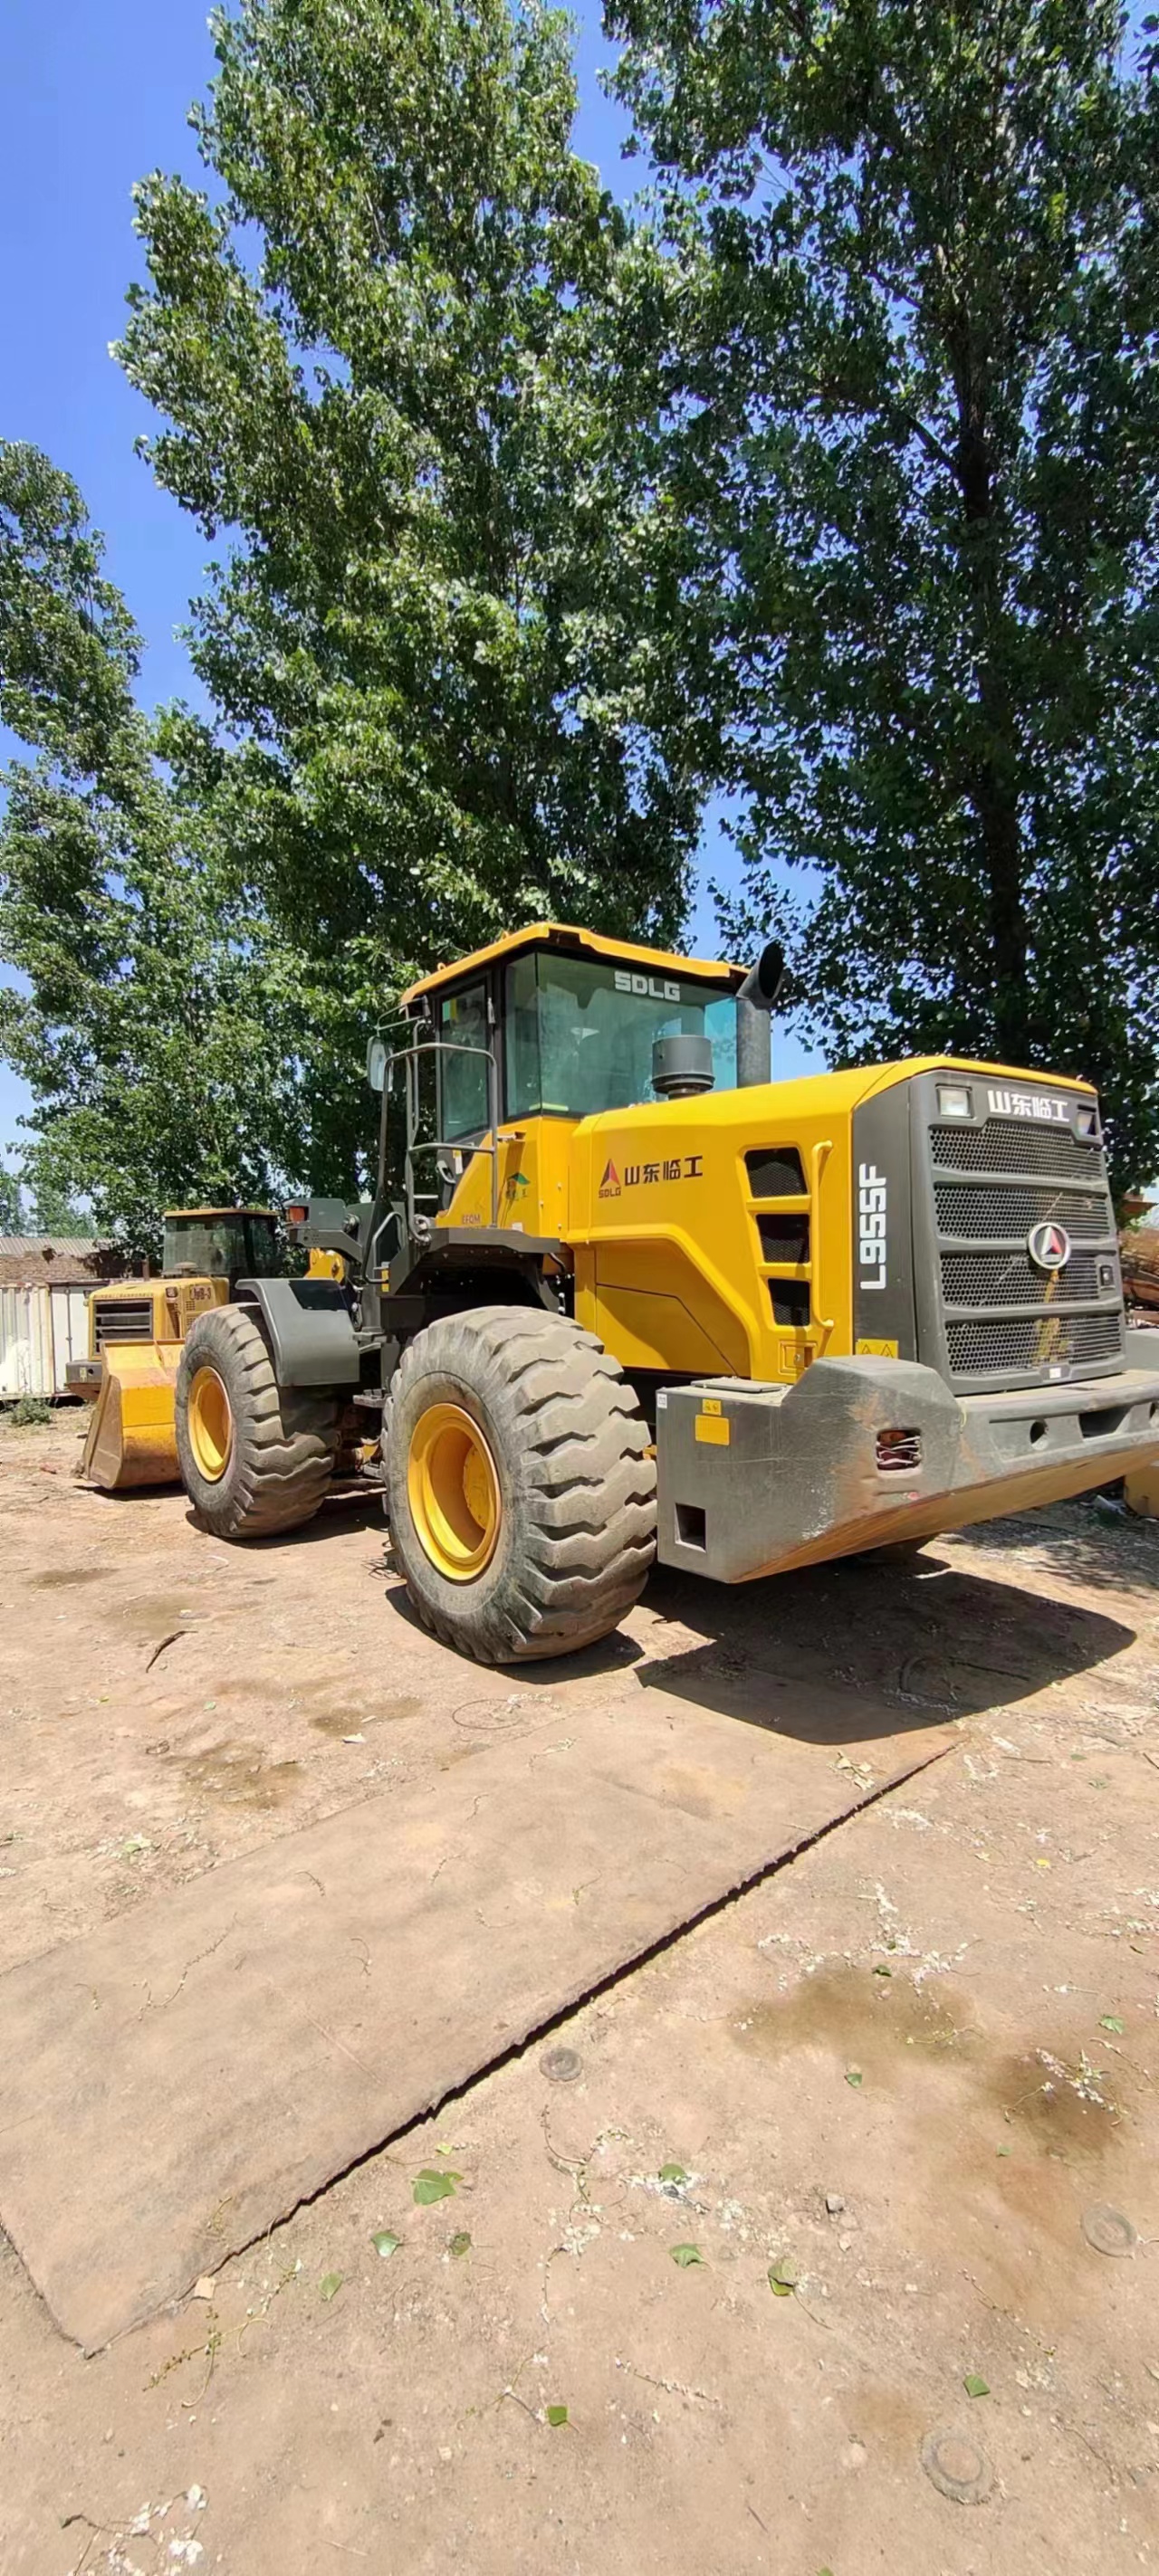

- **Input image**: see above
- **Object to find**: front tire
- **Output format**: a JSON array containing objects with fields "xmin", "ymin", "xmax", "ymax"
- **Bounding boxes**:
[
  {"xmin": 385, "ymin": 1306, "xmax": 656, "ymax": 1663},
  {"xmin": 176, "ymin": 1304, "xmax": 340, "ymax": 1539}
]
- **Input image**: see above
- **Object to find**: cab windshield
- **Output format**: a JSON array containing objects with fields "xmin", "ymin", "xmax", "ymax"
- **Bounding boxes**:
[
  {"xmin": 163, "ymin": 1213, "xmax": 279, "ymax": 1280},
  {"xmin": 503, "ymin": 950, "xmax": 737, "ymax": 1121}
]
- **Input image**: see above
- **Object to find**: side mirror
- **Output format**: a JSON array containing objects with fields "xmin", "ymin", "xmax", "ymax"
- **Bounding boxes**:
[{"xmin": 366, "ymin": 1036, "xmax": 388, "ymax": 1093}]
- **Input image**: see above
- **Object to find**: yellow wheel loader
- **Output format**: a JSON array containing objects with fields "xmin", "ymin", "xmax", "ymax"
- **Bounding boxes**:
[
  {"xmin": 166, "ymin": 922, "xmax": 1159, "ymax": 1659},
  {"xmin": 70, "ymin": 1209, "xmax": 282, "ymax": 1490}
]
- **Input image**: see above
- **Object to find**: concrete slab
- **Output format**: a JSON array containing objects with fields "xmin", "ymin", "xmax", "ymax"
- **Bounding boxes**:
[{"xmin": 0, "ymin": 1681, "xmax": 950, "ymax": 2350}]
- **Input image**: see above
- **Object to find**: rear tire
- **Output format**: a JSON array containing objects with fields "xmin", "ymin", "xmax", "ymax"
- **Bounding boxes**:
[
  {"xmin": 176, "ymin": 1304, "xmax": 340, "ymax": 1539},
  {"xmin": 385, "ymin": 1305, "xmax": 657, "ymax": 1663}
]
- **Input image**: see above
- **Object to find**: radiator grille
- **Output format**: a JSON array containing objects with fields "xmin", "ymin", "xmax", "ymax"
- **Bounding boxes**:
[
  {"xmin": 941, "ymin": 1250, "xmax": 1106, "ymax": 1309},
  {"xmin": 924, "ymin": 1096, "xmax": 1123, "ymax": 1387},
  {"xmin": 931, "ymin": 1120, "xmax": 1104, "ymax": 1180},
  {"xmin": 945, "ymin": 1312, "xmax": 1124, "ymax": 1376},
  {"xmin": 934, "ymin": 1181, "xmax": 1112, "ymax": 1239},
  {"xmin": 93, "ymin": 1299, "xmax": 153, "ymax": 1346}
]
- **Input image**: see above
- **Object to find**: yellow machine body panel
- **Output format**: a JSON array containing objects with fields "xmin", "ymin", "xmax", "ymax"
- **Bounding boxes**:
[
  {"xmin": 84, "ymin": 1274, "xmax": 229, "ymax": 1360},
  {"xmin": 434, "ymin": 1051, "xmax": 1092, "ymax": 1390},
  {"xmin": 567, "ymin": 1071, "xmax": 864, "ymax": 1381},
  {"xmin": 435, "ymin": 1113, "xmax": 574, "ymax": 1240}
]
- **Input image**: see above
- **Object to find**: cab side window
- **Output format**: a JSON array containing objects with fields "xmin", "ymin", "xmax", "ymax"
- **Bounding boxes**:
[{"xmin": 438, "ymin": 983, "xmax": 491, "ymax": 1140}]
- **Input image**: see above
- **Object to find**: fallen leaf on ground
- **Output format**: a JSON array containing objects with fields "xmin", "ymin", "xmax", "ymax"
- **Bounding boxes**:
[
  {"xmin": 320, "ymin": 2272, "xmax": 343, "ymax": 2301},
  {"xmin": 449, "ymin": 2231, "xmax": 472, "ymax": 2257},
  {"xmin": 546, "ymin": 2404, "xmax": 569, "ymax": 2427},
  {"xmin": 414, "ymin": 2169, "xmax": 460, "ymax": 2204},
  {"xmin": 846, "ymin": 2066, "xmax": 864, "ymax": 2087},
  {"xmin": 1099, "ymin": 2015, "xmax": 1124, "ymax": 2034},
  {"xmin": 670, "ymin": 2243, "xmax": 704, "ymax": 2268},
  {"xmin": 371, "ymin": 2231, "xmax": 401, "ymax": 2259},
  {"xmin": 769, "ymin": 2259, "xmax": 800, "ymax": 2295},
  {"xmin": 963, "ymin": 2373, "xmax": 990, "ymax": 2398},
  {"xmin": 659, "ymin": 2161, "xmax": 689, "ymax": 2184}
]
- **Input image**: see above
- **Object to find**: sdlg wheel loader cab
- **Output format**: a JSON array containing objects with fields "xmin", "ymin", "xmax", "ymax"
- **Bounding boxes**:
[{"xmin": 375, "ymin": 921, "xmax": 1159, "ymax": 1662}]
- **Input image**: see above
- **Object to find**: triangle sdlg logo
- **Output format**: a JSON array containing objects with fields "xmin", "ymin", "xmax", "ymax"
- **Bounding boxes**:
[
  {"xmin": 1027, "ymin": 1220, "xmax": 1072, "ymax": 1272},
  {"xmin": 598, "ymin": 1159, "xmax": 621, "ymax": 1199}
]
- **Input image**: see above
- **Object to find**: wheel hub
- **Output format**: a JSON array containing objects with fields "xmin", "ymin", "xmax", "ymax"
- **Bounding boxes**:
[
  {"xmin": 188, "ymin": 1365, "xmax": 234, "ymax": 1484},
  {"xmin": 407, "ymin": 1401, "xmax": 501, "ymax": 1581}
]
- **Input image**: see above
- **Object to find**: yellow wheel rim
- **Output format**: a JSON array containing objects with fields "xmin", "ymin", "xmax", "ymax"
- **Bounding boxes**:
[
  {"xmin": 188, "ymin": 1365, "xmax": 234, "ymax": 1484},
  {"xmin": 407, "ymin": 1401, "xmax": 501, "ymax": 1582}
]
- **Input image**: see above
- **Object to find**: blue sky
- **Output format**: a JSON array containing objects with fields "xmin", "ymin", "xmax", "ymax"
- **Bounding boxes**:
[{"xmin": 0, "ymin": 0, "xmax": 807, "ymax": 1167}]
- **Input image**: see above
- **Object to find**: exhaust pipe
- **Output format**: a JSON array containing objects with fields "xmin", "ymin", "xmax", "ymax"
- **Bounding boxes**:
[{"xmin": 736, "ymin": 940, "xmax": 787, "ymax": 1087}]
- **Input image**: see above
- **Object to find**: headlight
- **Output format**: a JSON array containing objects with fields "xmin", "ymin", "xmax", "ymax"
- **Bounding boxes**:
[
  {"xmin": 1076, "ymin": 1104, "xmax": 1099, "ymax": 1139},
  {"xmin": 937, "ymin": 1084, "xmax": 972, "ymax": 1120}
]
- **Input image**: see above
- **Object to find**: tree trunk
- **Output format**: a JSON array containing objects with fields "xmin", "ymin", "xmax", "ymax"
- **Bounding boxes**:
[{"xmin": 957, "ymin": 408, "xmax": 1032, "ymax": 1065}]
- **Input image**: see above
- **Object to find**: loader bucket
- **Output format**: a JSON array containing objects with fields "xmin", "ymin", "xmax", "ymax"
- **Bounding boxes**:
[
  {"xmin": 80, "ymin": 1344, "xmax": 183, "ymax": 1491},
  {"xmin": 1125, "ymin": 1462, "xmax": 1159, "ymax": 1520}
]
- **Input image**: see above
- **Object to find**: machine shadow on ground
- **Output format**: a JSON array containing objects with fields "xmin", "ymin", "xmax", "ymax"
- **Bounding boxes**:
[
  {"xmin": 633, "ymin": 1552, "xmax": 1135, "ymax": 1737},
  {"xmin": 958, "ymin": 1498, "xmax": 1159, "ymax": 1597},
  {"xmin": 378, "ymin": 1531, "xmax": 1137, "ymax": 1743}
]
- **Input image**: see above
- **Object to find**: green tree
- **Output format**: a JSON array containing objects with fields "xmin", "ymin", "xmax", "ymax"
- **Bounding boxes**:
[
  {"xmin": 114, "ymin": 0, "xmax": 705, "ymax": 1010},
  {"xmin": 613, "ymin": 0, "xmax": 1159, "ymax": 1188},
  {"xmin": 27, "ymin": 1181, "xmax": 94, "ymax": 1239},
  {"xmin": 0, "ymin": 1164, "xmax": 23, "ymax": 1232},
  {"xmin": 0, "ymin": 441, "xmax": 324, "ymax": 1252}
]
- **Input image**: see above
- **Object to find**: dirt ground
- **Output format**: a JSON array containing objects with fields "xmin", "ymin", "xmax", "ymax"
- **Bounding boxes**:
[{"xmin": 2, "ymin": 1406, "xmax": 1158, "ymax": 2575}]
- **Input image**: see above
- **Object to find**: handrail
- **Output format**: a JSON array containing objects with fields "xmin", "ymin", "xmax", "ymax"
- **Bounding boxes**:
[
  {"xmin": 384, "ymin": 1034, "xmax": 501, "ymax": 1234},
  {"xmin": 810, "ymin": 1139, "xmax": 835, "ymax": 1345}
]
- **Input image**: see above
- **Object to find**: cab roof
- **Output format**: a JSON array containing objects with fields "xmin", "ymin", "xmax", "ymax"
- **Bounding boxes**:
[
  {"xmin": 164, "ymin": 1207, "xmax": 275, "ymax": 1219},
  {"xmin": 399, "ymin": 921, "xmax": 744, "ymax": 1007}
]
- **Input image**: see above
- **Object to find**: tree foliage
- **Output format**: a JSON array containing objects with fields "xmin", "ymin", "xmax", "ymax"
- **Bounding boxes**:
[
  {"xmin": 0, "ymin": 441, "xmax": 320, "ymax": 1252},
  {"xmin": 613, "ymin": 0, "xmax": 1159, "ymax": 1187},
  {"xmin": 115, "ymin": 0, "xmax": 704, "ymax": 1023}
]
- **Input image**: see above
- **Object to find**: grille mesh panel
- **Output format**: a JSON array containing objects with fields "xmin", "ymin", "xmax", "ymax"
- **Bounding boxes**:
[
  {"xmin": 934, "ymin": 1182, "xmax": 1112, "ymax": 1239},
  {"xmin": 93, "ymin": 1300, "xmax": 153, "ymax": 1346},
  {"xmin": 926, "ymin": 1102, "xmax": 1123, "ymax": 1382},
  {"xmin": 941, "ymin": 1251, "xmax": 1106, "ymax": 1309},
  {"xmin": 931, "ymin": 1121, "xmax": 1102, "ymax": 1179},
  {"xmin": 945, "ymin": 1311, "xmax": 1123, "ymax": 1375}
]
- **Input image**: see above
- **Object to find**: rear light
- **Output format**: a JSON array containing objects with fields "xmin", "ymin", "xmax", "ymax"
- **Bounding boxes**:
[
  {"xmin": 285, "ymin": 1202, "xmax": 309, "ymax": 1226},
  {"xmin": 876, "ymin": 1428, "xmax": 922, "ymax": 1472},
  {"xmin": 1076, "ymin": 1105, "xmax": 1099, "ymax": 1140},
  {"xmin": 936, "ymin": 1084, "xmax": 972, "ymax": 1120}
]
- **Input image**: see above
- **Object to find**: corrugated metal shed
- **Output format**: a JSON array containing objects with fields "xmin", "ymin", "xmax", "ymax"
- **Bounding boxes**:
[
  {"xmin": 0, "ymin": 1282, "xmax": 94, "ymax": 1400},
  {"xmin": 0, "ymin": 1287, "xmax": 54, "ymax": 1399}
]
